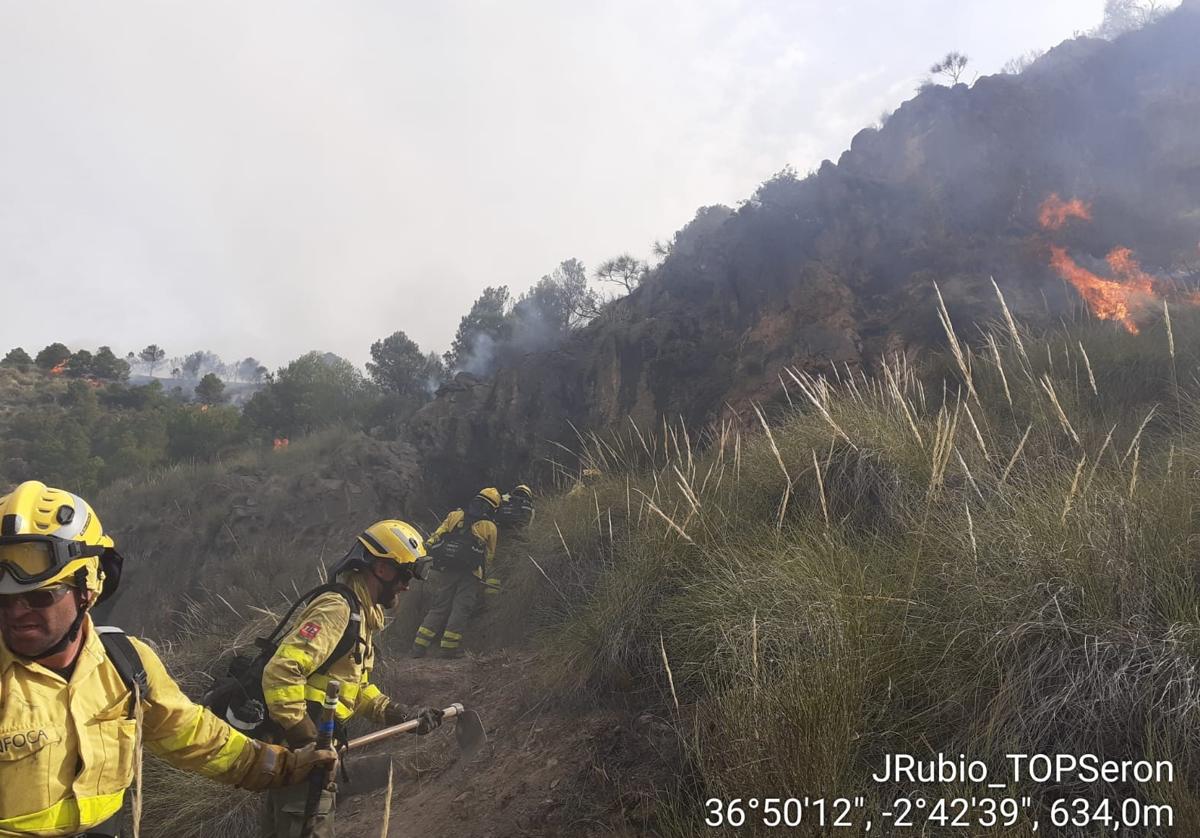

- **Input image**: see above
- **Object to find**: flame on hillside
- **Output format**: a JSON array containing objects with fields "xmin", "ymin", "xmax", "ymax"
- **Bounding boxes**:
[
  {"xmin": 1048, "ymin": 246, "xmax": 1155, "ymax": 333},
  {"xmin": 50, "ymin": 361, "xmax": 67, "ymax": 375},
  {"xmin": 1039, "ymin": 194, "xmax": 1093, "ymax": 230},
  {"xmin": 1038, "ymin": 195, "xmax": 1193, "ymax": 333}
]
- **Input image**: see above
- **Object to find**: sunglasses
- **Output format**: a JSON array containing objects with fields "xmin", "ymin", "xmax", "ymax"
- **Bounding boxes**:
[{"xmin": 0, "ymin": 584, "xmax": 74, "ymax": 611}]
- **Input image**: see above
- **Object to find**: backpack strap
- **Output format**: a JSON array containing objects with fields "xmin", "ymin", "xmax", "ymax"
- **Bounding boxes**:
[
  {"xmin": 95, "ymin": 626, "xmax": 150, "ymax": 717},
  {"xmin": 259, "ymin": 582, "xmax": 363, "ymax": 675},
  {"xmin": 316, "ymin": 583, "xmax": 362, "ymax": 674},
  {"xmin": 264, "ymin": 583, "xmax": 339, "ymax": 646}
]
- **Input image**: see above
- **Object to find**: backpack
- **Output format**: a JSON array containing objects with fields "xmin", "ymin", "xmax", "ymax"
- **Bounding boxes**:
[
  {"xmin": 496, "ymin": 494, "xmax": 533, "ymax": 528},
  {"xmin": 428, "ymin": 515, "xmax": 488, "ymax": 574},
  {"xmin": 95, "ymin": 626, "xmax": 149, "ymax": 718},
  {"xmin": 200, "ymin": 582, "xmax": 361, "ymax": 738}
]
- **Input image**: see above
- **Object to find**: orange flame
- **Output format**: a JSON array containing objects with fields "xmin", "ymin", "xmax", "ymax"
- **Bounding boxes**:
[
  {"xmin": 1105, "ymin": 247, "xmax": 1156, "ymax": 289},
  {"xmin": 273, "ymin": 437, "xmax": 289, "ymax": 451},
  {"xmin": 1039, "ymin": 194, "xmax": 1200, "ymax": 332},
  {"xmin": 1049, "ymin": 246, "xmax": 1155, "ymax": 333},
  {"xmin": 200, "ymin": 404, "xmax": 210, "ymax": 412},
  {"xmin": 50, "ymin": 361, "xmax": 67, "ymax": 375},
  {"xmin": 1039, "ymin": 194, "xmax": 1092, "ymax": 230}
]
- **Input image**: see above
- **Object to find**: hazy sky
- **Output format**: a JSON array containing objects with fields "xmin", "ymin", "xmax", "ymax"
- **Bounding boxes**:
[{"xmin": 0, "ymin": 0, "xmax": 1105, "ymax": 370}]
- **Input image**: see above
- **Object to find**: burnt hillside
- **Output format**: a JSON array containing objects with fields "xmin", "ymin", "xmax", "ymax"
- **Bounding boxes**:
[{"xmin": 407, "ymin": 5, "xmax": 1200, "ymax": 500}]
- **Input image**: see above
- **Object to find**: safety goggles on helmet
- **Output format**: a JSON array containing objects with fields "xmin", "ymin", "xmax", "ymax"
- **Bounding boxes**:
[
  {"xmin": 0, "ymin": 536, "xmax": 104, "ymax": 587},
  {"xmin": 376, "ymin": 555, "xmax": 433, "ymax": 583},
  {"xmin": 374, "ymin": 559, "xmax": 414, "ymax": 584}
]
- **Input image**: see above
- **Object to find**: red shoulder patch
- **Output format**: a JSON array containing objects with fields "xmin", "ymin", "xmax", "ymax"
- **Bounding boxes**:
[{"xmin": 298, "ymin": 621, "xmax": 322, "ymax": 640}]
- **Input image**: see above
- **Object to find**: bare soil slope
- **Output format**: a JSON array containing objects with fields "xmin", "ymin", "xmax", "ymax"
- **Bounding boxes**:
[{"xmin": 338, "ymin": 648, "xmax": 674, "ymax": 837}]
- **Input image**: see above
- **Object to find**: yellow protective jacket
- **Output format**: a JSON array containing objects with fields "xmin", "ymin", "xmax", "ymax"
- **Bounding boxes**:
[
  {"xmin": 0, "ymin": 618, "xmax": 258, "ymax": 837},
  {"xmin": 261, "ymin": 575, "xmax": 393, "ymax": 730},
  {"xmin": 426, "ymin": 511, "xmax": 498, "ymax": 579}
]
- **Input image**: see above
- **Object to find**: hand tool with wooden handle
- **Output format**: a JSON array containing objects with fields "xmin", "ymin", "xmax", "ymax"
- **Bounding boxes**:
[
  {"xmin": 300, "ymin": 679, "xmax": 340, "ymax": 838},
  {"xmin": 346, "ymin": 702, "xmax": 486, "ymax": 758}
]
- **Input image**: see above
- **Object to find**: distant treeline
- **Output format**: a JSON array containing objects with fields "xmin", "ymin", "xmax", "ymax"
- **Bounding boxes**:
[
  {"xmin": 0, "ymin": 349, "xmax": 391, "ymax": 494},
  {"xmin": 0, "ymin": 246, "xmax": 651, "ymax": 494}
]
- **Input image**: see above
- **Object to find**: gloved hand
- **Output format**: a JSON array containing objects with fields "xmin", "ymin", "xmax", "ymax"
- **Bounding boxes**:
[
  {"xmin": 413, "ymin": 706, "xmax": 444, "ymax": 735},
  {"xmin": 383, "ymin": 702, "xmax": 411, "ymax": 727},
  {"xmin": 283, "ymin": 741, "xmax": 339, "ymax": 786},
  {"xmin": 237, "ymin": 741, "xmax": 338, "ymax": 790},
  {"xmin": 382, "ymin": 702, "xmax": 443, "ymax": 733},
  {"xmin": 283, "ymin": 715, "xmax": 318, "ymax": 747}
]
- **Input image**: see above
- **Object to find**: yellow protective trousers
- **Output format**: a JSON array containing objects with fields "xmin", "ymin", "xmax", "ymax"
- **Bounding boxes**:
[{"xmin": 413, "ymin": 568, "xmax": 480, "ymax": 652}]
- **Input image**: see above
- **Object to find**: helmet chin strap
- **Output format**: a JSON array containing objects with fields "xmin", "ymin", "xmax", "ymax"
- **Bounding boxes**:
[{"xmin": 30, "ymin": 569, "xmax": 91, "ymax": 662}]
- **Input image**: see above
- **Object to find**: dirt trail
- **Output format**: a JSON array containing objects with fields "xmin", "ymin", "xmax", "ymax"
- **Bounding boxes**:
[{"xmin": 337, "ymin": 649, "xmax": 669, "ymax": 837}]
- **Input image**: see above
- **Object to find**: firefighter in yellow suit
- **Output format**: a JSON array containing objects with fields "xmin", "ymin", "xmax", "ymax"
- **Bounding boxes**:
[
  {"xmin": 260, "ymin": 520, "xmax": 444, "ymax": 838},
  {"xmin": 0, "ymin": 480, "xmax": 335, "ymax": 838},
  {"xmin": 410, "ymin": 489, "xmax": 500, "ymax": 659}
]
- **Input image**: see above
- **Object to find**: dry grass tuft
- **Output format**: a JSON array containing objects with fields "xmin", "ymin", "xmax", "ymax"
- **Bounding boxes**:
[{"xmin": 498, "ymin": 304, "xmax": 1200, "ymax": 835}]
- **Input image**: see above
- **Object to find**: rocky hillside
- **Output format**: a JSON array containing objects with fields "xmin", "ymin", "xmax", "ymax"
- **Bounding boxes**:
[
  {"xmin": 406, "ymin": 4, "xmax": 1200, "ymax": 501},
  {"xmin": 95, "ymin": 430, "xmax": 425, "ymax": 632},
  {"xmin": 87, "ymin": 6, "xmax": 1200, "ymax": 612}
]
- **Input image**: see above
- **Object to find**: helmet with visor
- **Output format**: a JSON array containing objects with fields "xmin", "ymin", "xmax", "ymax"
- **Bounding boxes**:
[{"xmin": 0, "ymin": 481, "xmax": 122, "ymax": 602}]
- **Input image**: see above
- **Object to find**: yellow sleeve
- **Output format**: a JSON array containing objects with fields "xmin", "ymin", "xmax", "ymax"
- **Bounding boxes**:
[
  {"xmin": 353, "ymin": 632, "xmax": 391, "ymax": 724},
  {"xmin": 132, "ymin": 637, "xmax": 259, "ymax": 783},
  {"xmin": 260, "ymin": 594, "xmax": 350, "ymax": 729},
  {"xmin": 356, "ymin": 680, "xmax": 391, "ymax": 725},
  {"xmin": 480, "ymin": 521, "xmax": 498, "ymax": 564},
  {"xmin": 425, "ymin": 510, "xmax": 463, "ymax": 549}
]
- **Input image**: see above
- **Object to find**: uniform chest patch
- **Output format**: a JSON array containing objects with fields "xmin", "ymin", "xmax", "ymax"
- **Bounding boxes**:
[
  {"xmin": 0, "ymin": 728, "xmax": 51, "ymax": 755},
  {"xmin": 299, "ymin": 622, "xmax": 322, "ymax": 640}
]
